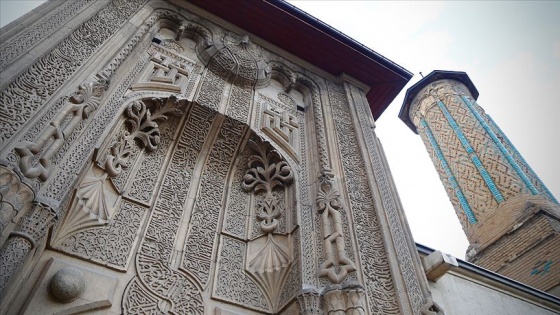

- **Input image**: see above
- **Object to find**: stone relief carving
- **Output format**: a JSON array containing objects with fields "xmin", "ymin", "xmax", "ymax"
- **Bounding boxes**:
[
  {"xmin": 0, "ymin": 203, "xmax": 56, "ymax": 295},
  {"xmin": 54, "ymin": 200, "xmax": 147, "ymax": 269},
  {"xmin": 295, "ymin": 77, "xmax": 357, "ymax": 287},
  {"xmin": 241, "ymin": 137, "xmax": 294, "ymax": 312},
  {"xmin": 52, "ymin": 173, "xmax": 115, "ymax": 243},
  {"xmin": 327, "ymin": 81, "xmax": 401, "ymax": 313},
  {"xmin": 0, "ymin": 0, "xmax": 145, "ymax": 146},
  {"xmin": 123, "ymin": 104, "xmax": 214, "ymax": 315},
  {"xmin": 214, "ymin": 236, "xmax": 270, "ymax": 311},
  {"xmin": 297, "ymin": 289, "xmax": 322, "ymax": 315},
  {"xmin": 0, "ymin": 0, "xmax": 96, "ymax": 71},
  {"xmin": 130, "ymin": 51, "xmax": 191, "ymax": 94},
  {"xmin": 51, "ymin": 97, "xmax": 184, "ymax": 269},
  {"xmin": 180, "ymin": 116, "xmax": 246, "ymax": 286},
  {"xmin": 14, "ymin": 80, "xmax": 108, "ymax": 182},
  {"xmin": 323, "ymin": 284, "xmax": 367, "ymax": 315},
  {"xmin": 261, "ymin": 98, "xmax": 299, "ymax": 162},
  {"xmin": 353, "ymin": 83, "xmax": 435, "ymax": 312},
  {"xmin": 0, "ymin": 167, "xmax": 34, "ymax": 244},
  {"xmin": 317, "ymin": 170, "xmax": 357, "ymax": 284},
  {"xmin": 241, "ymin": 138, "xmax": 294, "ymax": 233}
]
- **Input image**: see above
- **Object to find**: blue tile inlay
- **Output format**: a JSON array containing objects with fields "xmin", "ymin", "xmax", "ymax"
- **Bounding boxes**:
[
  {"xmin": 460, "ymin": 95, "xmax": 540, "ymax": 197},
  {"xmin": 422, "ymin": 119, "xmax": 478, "ymax": 224},
  {"xmin": 486, "ymin": 111, "xmax": 558, "ymax": 204},
  {"xmin": 437, "ymin": 100, "xmax": 505, "ymax": 203}
]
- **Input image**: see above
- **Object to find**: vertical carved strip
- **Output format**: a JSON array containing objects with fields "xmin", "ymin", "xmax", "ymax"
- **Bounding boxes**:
[
  {"xmin": 0, "ymin": 0, "xmax": 146, "ymax": 146},
  {"xmin": 308, "ymin": 81, "xmax": 356, "ymax": 285},
  {"xmin": 297, "ymin": 109, "xmax": 316, "ymax": 286},
  {"xmin": 181, "ymin": 116, "xmax": 245, "ymax": 286},
  {"xmin": 0, "ymin": 0, "xmax": 96, "ymax": 71},
  {"xmin": 347, "ymin": 83, "xmax": 424, "ymax": 313},
  {"xmin": 0, "ymin": 203, "xmax": 56, "ymax": 295},
  {"xmin": 328, "ymin": 80, "xmax": 399, "ymax": 313}
]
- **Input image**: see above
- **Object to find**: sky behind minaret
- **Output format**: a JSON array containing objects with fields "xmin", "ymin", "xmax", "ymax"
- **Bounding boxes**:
[{"xmin": 1, "ymin": 1, "xmax": 558, "ymax": 260}]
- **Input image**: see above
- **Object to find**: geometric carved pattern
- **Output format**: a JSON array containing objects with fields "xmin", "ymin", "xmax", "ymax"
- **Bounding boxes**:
[
  {"xmin": 0, "ymin": 0, "xmax": 94, "ymax": 71},
  {"xmin": 214, "ymin": 236, "xmax": 270, "ymax": 311},
  {"xmin": 261, "ymin": 100, "xmax": 299, "ymax": 162},
  {"xmin": 53, "ymin": 200, "xmax": 147, "ymax": 270}
]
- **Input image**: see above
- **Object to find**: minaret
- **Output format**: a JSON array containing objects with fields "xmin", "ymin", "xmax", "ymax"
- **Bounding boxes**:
[{"xmin": 399, "ymin": 70, "xmax": 560, "ymax": 296}]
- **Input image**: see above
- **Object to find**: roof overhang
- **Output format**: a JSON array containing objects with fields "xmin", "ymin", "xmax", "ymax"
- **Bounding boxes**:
[
  {"xmin": 187, "ymin": 0, "xmax": 412, "ymax": 120},
  {"xmin": 399, "ymin": 70, "xmax": 479, "ymax": 134}
]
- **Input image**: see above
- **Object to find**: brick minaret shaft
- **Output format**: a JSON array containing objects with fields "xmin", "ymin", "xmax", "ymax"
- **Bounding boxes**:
[{"xmin": 399, "ymin": 70, "xmax": 560, "ymax": 296}]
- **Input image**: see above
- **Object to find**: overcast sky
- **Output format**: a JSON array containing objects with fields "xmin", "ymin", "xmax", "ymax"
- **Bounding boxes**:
[{"xmin": 2, "ymin": 1, "xmax": 559, "ymax": 260}]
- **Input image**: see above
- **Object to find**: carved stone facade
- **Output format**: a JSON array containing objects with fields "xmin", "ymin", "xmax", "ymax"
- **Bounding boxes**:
[
  {"xmin": 400, "ymin": 70, "xmax": 560, "ymax": 296},
  {"xmin": 0, "ymin": 1, "xmax": 439, "ymax": 314}
]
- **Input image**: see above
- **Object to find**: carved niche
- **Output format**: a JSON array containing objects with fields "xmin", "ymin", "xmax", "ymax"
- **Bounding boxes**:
[
  {"xmin": 51, "ymin": 96, "xmax": 187, "ymax": 270},
  {"xmin": 214, "ymin": 135, "xmax": 300, "ymax": 313}
]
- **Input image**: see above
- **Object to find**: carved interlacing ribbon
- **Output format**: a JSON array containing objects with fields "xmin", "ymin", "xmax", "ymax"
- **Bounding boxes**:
[
  {"xmin": 317, "ymin": 170, "xmax": 356, "ymax": 284},
  {"xmin": 15, "ymin": 81, "xmax": 108, "ymax": 181}
]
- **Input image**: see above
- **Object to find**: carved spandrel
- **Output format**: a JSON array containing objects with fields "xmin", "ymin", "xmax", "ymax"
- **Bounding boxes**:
[{"xmin": 317, "ymin": 170, "xmax": 356, "ymax": 284}]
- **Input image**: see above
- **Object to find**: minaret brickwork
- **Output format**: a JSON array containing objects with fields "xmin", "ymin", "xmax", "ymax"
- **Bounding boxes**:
[{"xmin": 399, "ymin": 70, "xmax": 560, "ymax": 296}]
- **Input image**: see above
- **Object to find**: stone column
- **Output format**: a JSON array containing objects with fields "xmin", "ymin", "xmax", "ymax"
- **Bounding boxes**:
[
  {"xmin": 0, "ymin": 203, "xmax": 56, "ymax": 295},
  {"xmin": 399, "ymin": 70, "xmax": 560, "ymax": 296}
]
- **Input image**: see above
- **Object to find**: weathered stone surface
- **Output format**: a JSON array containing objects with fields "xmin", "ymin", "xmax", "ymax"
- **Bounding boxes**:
[{"xmin": 48, "ymin": 267, "xmax": 86, "ymax": 303}]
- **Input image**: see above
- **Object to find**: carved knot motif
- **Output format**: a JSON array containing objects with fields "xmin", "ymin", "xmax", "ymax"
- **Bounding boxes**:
[
  {"xmin": 317, "ymin": 170, "xmax": 357, "ymax": 284},
  {"xmin": 105, "ymin": 96, "xmax": 186, "ymax": 178},
  {"xmin": 15, "ymin": 80, "xmax": 108, "ymax": 182},
  {"xmin": 242, "ymin": 137, "xmax": 293, "ymax": 234}
]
